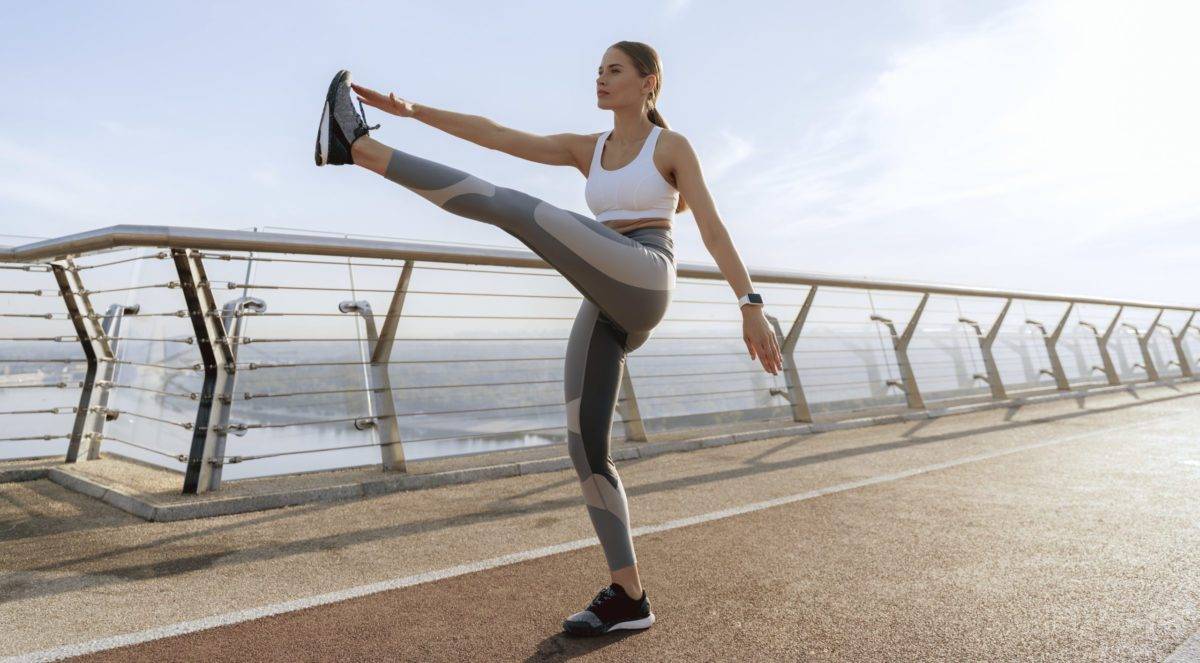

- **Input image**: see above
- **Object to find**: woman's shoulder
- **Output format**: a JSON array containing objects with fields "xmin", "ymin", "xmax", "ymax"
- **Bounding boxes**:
[
  {"xmin": 576, "ymin": 131, "xmax": 606, "ymax": 151},
  {"xmin": 656, "ymin": 127, "xmax": 690, "ymax": 148},
  {"xmin": 654, "ymin": 128, "xmax": 695, "ymax": 167}
]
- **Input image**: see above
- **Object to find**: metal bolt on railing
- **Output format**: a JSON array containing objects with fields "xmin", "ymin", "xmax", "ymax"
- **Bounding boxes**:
[{"xmin": 767, "ymin": 387, "xmax": 792, "ymax": 402}]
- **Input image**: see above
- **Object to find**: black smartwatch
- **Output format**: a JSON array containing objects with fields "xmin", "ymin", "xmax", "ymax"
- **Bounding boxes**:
[{"xmin": 737, "ymin": 292, "xmax": 764, "ymax": 308}]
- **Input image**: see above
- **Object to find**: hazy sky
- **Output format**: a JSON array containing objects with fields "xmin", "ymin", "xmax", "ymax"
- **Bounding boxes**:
[{"xmin": 1, "ymin": 0, "xmax": 1196, "ymax": 306}]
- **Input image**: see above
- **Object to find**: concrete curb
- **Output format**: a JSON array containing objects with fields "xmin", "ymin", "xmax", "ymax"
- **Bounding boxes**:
[
  {"xmin": 46, "ymin": 468, "xmax": 157, "ymax": 520},
  {"xmin": 20, "ymin": 376, "xmax": 1198, "ymax": 523},
  {"xmin": 0, "ymin": 455, "xmax": 61, "ymax": 484},
  {"xmin": 0, "ymin": 467, "xmax": 50, "ymax": 483}
]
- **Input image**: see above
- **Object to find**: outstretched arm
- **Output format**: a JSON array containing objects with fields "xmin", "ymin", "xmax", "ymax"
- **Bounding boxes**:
[
  {"xmin": 353, "ymin": 83, "xmax": 585, "ymax": 169},
  {"xmin": 670, "ymin": 134, "xmax": 783, "ymax": 375}
]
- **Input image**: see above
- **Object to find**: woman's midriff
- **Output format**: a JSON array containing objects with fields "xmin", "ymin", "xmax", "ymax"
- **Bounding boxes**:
[{"xmin": 602, "ymin": 217, "xmax": 672, "ymax": 235}]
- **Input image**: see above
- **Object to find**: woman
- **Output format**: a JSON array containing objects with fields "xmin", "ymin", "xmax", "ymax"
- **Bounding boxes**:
[{"xmin": 315, "ymin": 40, "xmax": 782, "ymax": 636}]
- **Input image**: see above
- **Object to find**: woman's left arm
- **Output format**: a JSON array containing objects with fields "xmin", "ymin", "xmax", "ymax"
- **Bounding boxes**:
[{"xmin": 669, "ymin": 133, "xmax": 783, "ymax": 375}]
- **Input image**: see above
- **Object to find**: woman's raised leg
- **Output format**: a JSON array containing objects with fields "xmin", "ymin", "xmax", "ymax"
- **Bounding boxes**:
[{"xmin": 351, "ymin": 136, "xmax": 673, "ymax": 352}]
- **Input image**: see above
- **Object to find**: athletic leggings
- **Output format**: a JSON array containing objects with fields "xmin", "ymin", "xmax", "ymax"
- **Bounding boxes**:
[{"xmin": 380, "ymin": 147, "xmax": 676, "ymax": 571}]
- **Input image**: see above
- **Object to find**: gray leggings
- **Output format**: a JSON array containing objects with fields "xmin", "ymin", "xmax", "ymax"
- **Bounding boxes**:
[{"xmin": 382, "ymin": 147, "xmax": 676, "ymax": 571}]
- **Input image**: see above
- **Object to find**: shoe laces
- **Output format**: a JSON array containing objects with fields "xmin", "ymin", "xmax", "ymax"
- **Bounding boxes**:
[
  {"xmin": 587, "ymin": 585, "xmax": 618, "ymax": 611},
  {"xmin": 357, "ymin": 98, "xmax": 381, "ymax": 132}
]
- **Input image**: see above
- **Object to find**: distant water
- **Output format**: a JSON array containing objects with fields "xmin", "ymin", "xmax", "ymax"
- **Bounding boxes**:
[{"xmin": 1, "ymin": 327, "xmax": 1170, "ymax": 481}]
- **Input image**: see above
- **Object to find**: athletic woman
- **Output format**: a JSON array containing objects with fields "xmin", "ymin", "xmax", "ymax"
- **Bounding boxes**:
[{"xmin": 315, "ymin": 40, "xmax": 783, "ymax": 636}]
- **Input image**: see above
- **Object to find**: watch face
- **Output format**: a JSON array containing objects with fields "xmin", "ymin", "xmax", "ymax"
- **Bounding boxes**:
[{"xmin": 748, "ymin": 293, "xmax": 763, "ymax": 304}]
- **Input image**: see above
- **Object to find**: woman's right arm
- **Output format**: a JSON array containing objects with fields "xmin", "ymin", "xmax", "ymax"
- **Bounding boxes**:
[
  {"xmin": 352, "ymin": 84, "xmax": 587, "ymax": 170},
  {"xmin": 414, "ymin": 104, "xmax": 583, "ymax": 168}
]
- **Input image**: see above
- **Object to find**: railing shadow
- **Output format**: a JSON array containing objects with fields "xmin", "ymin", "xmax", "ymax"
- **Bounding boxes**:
[{"xmin": 0, "ymin": 381, "xmax": 1196, "ymax": 606}]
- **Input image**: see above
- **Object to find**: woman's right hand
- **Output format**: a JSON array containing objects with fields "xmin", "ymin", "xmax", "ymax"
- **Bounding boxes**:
[{"xmin": 351, "ymin": 83, "xmax": 418, "ymax": 118}]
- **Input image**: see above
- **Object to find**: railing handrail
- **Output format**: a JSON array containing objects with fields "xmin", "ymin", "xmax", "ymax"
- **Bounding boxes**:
[{"xmin": 1, "ymin": 223, "xmax": 1195, "ymax": 311}]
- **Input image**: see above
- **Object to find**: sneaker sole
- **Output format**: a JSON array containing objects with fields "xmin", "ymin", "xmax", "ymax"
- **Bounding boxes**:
[
  {"xmin": 606, "ymin": 613, "xmax": 655, "ymax": 632},
  {"xmin": 562, "ymin": 612, "xmax": 655, "ymax": 636},
  {"xmin": 314, "ymin": 70, "xmax": 351, "ymax": 166},
  {"xmin": 315, "ymin": 101, "xmax": 330, "ymax": 166}
]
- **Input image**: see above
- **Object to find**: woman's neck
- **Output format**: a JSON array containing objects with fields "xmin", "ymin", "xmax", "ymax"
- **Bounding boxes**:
[{"xmin": 610, "ymin": 108, "xmax": 654, "ymax": 144}]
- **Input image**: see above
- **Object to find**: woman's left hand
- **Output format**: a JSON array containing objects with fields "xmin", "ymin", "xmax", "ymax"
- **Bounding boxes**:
[
  {"xmin": 351, "ymin": 83, "xmax": 418, "ymax": 118},
  {"xmin": 742, "ymin": 307, "xmax": 783, "ymax": 375}
]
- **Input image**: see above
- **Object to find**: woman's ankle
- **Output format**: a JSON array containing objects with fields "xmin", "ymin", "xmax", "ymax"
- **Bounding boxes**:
[
  {"xmin": 351, "ymin": 136, "xmax": 387, "ymax": 175},
  {"xmin": 615, "ymin": 581, "xmax": 643, "ymax": 600},
  {"xmin": 611, "ymin": 563, "xmax": 642, "ymax": 600}
]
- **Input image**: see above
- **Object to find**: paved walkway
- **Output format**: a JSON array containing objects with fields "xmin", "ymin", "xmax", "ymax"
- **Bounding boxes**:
[{"xmin": 3, "ymin": 382, "xmax": 1199, "ymax": 661}]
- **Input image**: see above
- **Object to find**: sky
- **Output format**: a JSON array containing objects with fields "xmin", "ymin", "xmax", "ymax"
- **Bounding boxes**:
[{"xmin": 1, "ymin": 0, "xmax": 1197, "ymax": 307}]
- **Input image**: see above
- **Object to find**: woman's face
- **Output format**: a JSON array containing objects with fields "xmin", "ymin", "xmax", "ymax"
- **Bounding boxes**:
[{"xmin": 596, "ymin": 48, "xmax": 653, "ymax": 111}]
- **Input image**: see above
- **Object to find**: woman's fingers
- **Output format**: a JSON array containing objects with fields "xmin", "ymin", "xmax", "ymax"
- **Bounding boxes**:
[
  {"xmin": 350, "ymin": 84, "xmax": 410, "ymax": 116},
  {"xmin": 759, "ymin": 338, "xmax": 779, "ymax": 374},
  {"xmin": 744, "ymin": 317, "xmax": 783, "ymax": 374},
  {"xmin": 747, "ymin": 335, "xmax": 781, "ymax": 374},
  {"xmin": 750, "ymin": 332, "xmax": 777, "ymax": 374},
  {"xmin": 352, "ymin": 84, "xmax": 387, "ymax": 104}
]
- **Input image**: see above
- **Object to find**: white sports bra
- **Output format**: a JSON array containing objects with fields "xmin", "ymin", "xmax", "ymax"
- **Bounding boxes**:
[{"xmin": 584, "ymin": 125, "xmax": 679, "ymax": 232}]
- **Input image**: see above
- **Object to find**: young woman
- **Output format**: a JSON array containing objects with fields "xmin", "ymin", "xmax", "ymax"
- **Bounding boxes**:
[{"xmin": 315, "ymin": 40, "xmax": 782, "ymax": 636}]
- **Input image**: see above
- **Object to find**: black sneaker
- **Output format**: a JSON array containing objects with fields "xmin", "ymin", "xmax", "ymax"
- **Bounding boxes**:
[
  {"xmin": 562, "ymin": 583, "xmax": 655, "ymax": 636},
  {"xmin": 315, "ymin": 69, "xmax": 378, "ymax": 166}
]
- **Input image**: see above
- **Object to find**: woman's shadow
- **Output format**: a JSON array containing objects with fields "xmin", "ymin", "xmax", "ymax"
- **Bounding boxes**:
[{"xmin": 525, "ymin": 629, "xmax": 644, "ymax": 661}]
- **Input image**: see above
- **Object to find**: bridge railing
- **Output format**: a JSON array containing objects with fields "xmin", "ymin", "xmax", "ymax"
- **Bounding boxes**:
[{"xmin": 2, "ymin": 225, "xmax": 1196, "ymax": 495}]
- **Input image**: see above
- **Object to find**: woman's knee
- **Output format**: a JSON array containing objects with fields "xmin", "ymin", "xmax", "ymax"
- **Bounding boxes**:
[
  {"xmin": 623, "ymin": 330, "xmax": 651, "ymax": 353},
  {"xmin": 442, "ymin": 185, "xmax": 533, "ymax": 230},
  {"xmin": 566, "ymin": 434, "xmax": 591, "ymax": 479}
]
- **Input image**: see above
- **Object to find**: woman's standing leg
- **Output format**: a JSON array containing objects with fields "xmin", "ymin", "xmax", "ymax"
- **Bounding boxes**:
[{"xmin": 564, "ymin": 299, "xmax": 642, "ymax": 595}]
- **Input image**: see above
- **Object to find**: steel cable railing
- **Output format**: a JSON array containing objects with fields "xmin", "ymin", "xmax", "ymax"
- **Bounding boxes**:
[{"xmin": 2, "ymin": 225, "xmax": 1197, "ymax": 495}]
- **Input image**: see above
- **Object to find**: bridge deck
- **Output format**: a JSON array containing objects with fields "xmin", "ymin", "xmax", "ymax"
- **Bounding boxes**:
[{"xmin": 3, "ymin": 381, "xmax": 1199, "ymax": 661}]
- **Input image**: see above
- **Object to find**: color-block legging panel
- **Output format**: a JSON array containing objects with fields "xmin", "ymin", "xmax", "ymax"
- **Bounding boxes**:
[{"xmin": 381, "ymin": 147, "xmax": 677, "ymax": 571}]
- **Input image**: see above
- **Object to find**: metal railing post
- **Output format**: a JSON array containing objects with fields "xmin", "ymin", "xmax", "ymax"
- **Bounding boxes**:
[
  {"xmin": 871, "ymin": 292, "xmax": 929, "ymax": 410},
  {"xmin": 1079, "ymin": 305, "xmax": 1122, "ymax": 385},
  {"xmin": 51, "ymin": 258, "xmax": 119, "ymax": 463},
  {"xmin": 173, "ymin": 248, "xmax": 234, "ymax": 494},
  {"xmin": 82, "ymin": 302, "xmax": 139, "ymax": 460},
  {"xmin": 340, "ymin": 259, "xmax": 411, "ymax": 472},
  {"xmin": 1191, "ymin": 320, "xmax": 1200, "ymax": 371},
  {"xmin": 1025, "ymin": 302, "xmax": 1074, "ymax": 391},
  {"xmin": 958, "ymin": 297, "xmax": 1011, "ymax": 400},
  {"xmin": 1159, "ymin": 311, "xmax": 1195, "ymax": 378},
  {"xmin": 1121, "ymin": 308, "xmax": 1164, "ymax": 382},
  {"xmin": 206, "ymin": 296, "xmax": 266, "ymax": 487},
  {"xmin": 765, "ymin": 286, "xmax": 815, "ymax": 422}
]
